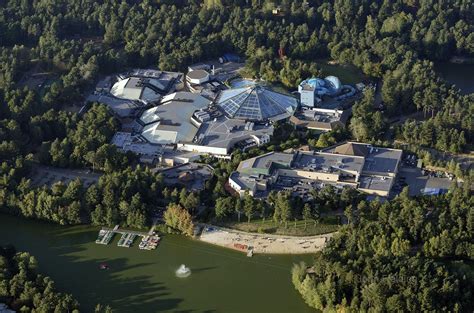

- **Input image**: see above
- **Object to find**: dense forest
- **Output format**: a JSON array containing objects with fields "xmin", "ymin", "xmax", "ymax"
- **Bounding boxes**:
[
  {"xmin": 0, "ymin": 161, "xmax": 165, "ymax": 227},
  {"xmin": 0, "ymin": 1, "xmax": 473, "ymax": 311},
  {"xmin": 0, "ymin": 0, "xmax": 472, "ymax": 156},
  {"xmin": 211, "ymin": 185, "xmax": 363, "ymax": 225},
  {"xmin": 292, "ymin": 188, "xmax": 474, "ymax": 311},
  {"xmin": 0, "ymin": 0, "xmax": 471, "ymax": 228}
]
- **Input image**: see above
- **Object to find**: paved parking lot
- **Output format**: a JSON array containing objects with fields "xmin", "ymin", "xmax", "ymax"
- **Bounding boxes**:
[
  {"xmin": 273, "ymin": 176, "xmax": 337, "ymax": 200},
  {"xmin": 29, "ymin": 165, "xmax": 101, "ymax": 188},
  {"xmin": 393, "ymin": 166, "xmax": 454, "ymax": 196}
]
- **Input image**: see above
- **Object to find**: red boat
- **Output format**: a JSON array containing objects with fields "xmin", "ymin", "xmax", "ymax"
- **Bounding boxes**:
[
  {"xmin": 99, "ymin": 263, "xmax": 109, "ymax": 270},
  {"xmin": 234, "ymin": 243, "xmax": 248, "ymax": 250}
]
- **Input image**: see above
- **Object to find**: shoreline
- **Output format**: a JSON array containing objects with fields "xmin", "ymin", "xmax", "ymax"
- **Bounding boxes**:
[
  {"xmin": 197, "ymin": 224, "xmax": 335, "ymax": 254},
  {"xmin": 448, "ymin": 56, "xmax": 474, "ymax": 64}
]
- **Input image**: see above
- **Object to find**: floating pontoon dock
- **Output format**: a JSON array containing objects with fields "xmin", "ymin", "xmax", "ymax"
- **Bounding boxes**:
[
  {"xmin": 117, "ymin": 233, "xmax": 137, "ymax": 248},
  {"xmin": 95, "ymin": 225, "xmax": 119, "ymax": 245},
  {"xmin": 95, "ymin": 220, "xmax": 160, "ymax": 250}
]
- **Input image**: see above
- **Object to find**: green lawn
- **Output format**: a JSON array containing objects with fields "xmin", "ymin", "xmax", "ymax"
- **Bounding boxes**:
[
  {"xmin": 316, "ymin": 60, "xmax": 366, "ymax": 84},
  {"xmin": 221, "ymin": 216, "xmax": 340, "ymax": 236}
]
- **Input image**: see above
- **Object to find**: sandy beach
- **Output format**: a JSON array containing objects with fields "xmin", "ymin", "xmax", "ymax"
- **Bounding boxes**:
[{"xmin": 198, "ymin": 224, "xmax": 335, "ymax": 254}]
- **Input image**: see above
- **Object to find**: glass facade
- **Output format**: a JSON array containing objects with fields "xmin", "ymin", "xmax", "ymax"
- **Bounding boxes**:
[{"xmin": 217, "ymin": 86, "xmax": 298, "ymax": 121}]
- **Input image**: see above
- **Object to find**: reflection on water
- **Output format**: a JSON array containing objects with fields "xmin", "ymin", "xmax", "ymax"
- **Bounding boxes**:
[
  {"xmin": 435, "ymin": 62, "xmax": 474, "ymax": 95},
  {"xmin": 0, "ymin": 214, "xmax": 313, "ymax": 313}
]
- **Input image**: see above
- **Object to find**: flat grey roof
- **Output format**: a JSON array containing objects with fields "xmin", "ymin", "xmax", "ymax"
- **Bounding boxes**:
[
  {"xmin": 140, "ymin": 92, "xmax": 211, "ymax": 144},
  {"xmin": 119, "ymin": 69, "xmax": 183, "ymax": 96},
  {"xmin": 362, "ymin": 148, "xmax": 402, "ymax": 174},
  {"xmin": 159, "ymin": 162, "xmax": 212, "ymax": 178},
  {"xmin": 293, "ymin": 152, "xmax": 364, "ymax": 174},
  {"xmin": 230, "ymin": 171, "xmax": 257, "ymax": 191},
  {"xmin": 194, "ymin": 116, "xmax": 273, "ymax": 149},
  {"xmin": 111, "ymin": 132, "xmax": 163, "ymax": 156},
  {"xmin": 323, "ymin": 142, "xmax": 402, "ymax": 175},
  {"xmin": 187, "ymin": 70, "xmax": 209, "ymax": 80},
  {"xmin": 129, "ymin": 69, "xmax": 182, "ymax": 80},
  {"xmin": 87, "ymin": 93, "xmax": 142, "ymax": 118},
  {"xmin": 125, "ymin": 77, "xmax": 143, "ymax": 89},
  {"xmin": 300, "ymin": 108, "xmax": 344, "ymax": 123},
  {"xmin": 313, "ymin": 93, "xmax": 359, "ymax": 110},
  {"xmin": 231, "ymin": 142, "xmax": 404, "ymax": 197},
  {"xmin": 253, "ymin": 153, "xmax": 294, "ymax": 169},
  {"xmin": 111, "ymin": 132, "xmax": 132, "ymax": 146},
  {"xmin": 239, "ymin": 158, "xmax": 257, "ymax": 172},
  {"xmin": 359, "ymin": 175, "xmax": 393, "ymax": 192}
]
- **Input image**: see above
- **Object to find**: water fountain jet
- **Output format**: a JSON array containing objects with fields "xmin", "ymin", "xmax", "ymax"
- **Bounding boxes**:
[{"xmin": 176, "ymin": 264, "xmax": 191, "ymax": 278}]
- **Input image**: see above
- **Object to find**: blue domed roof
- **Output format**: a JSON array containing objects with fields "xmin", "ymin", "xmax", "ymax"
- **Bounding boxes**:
[
  {"xmin": 305, "ymin": 78, "xmax": 326, "ymax": 88},
  {"xmin": 325, "ymin": 76, "xmax": 342, "ymax": 91},
  {"xmin": 299, "ymin": 76, "xmax": 342, "ymax": 97}
]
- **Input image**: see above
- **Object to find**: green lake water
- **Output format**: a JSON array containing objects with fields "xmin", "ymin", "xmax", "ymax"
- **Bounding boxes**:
[
  {"xmin": 0, "ymin": 214, "xmax": 314, "ymax": 313},
  {"xmin": 435, "ymin": 62, "xmax": 474, "ymax": 95}
]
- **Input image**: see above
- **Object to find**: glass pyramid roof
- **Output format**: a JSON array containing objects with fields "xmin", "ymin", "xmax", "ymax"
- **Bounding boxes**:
[{"xmin": 216, "ymin": 85, "xmax": 298, "ymax": 121}]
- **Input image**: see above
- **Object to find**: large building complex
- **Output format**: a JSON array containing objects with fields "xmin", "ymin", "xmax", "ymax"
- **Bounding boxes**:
[
  {"xmin": 229, "ymin": 142, "xmax": 402, "ymax": 198},
  {"xmin": 290, "ymin": 107, "xmax": 351, "ymax": 132},
  {"xmin": 292, "ymin": 76, "xmax": 360, "ymax": 132},
  {"xmin": 177, "ymin": 114, "xmax": 273, "ymax": 156},
  {"xmin": 110, "ymin": 77, "xmax": 161, "ymax": 103},
  {"xmin": 90, "ymin": 65, "xmax": 299, "ymax": 161},
  {"xmin": 298, "ymin": 76, "xmax": 356, "ymax": 107},
  {"xmin": 138, "ymin": 92, "xmax": 211, "ymax": 145},
  {"xmin": 86, "ymin": 93, "xmax": 143, "ymax": 118},
  {"xmin": 127, "ymin": 81, "xmax": 298, "ymax": 158},
  {"xmin": 110, "ymin": 70, "xmax": 182, "ymax": 104},
  {"xmin": 132, "ymin": 90, "xmax": 275, "ymax": 158},
  {"xmin": 88, "ymin": 69, "xmax": 183, "ymax": 118},
  {"xmin": 185, "ymin": 66, "xmax": 227, "ymax": 99}
]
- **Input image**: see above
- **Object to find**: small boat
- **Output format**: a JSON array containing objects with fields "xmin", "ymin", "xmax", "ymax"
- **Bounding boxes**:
[
  {"xmin": 99, "ymin": 263, "xmax": 109, "ymax": 270},
  {"xmin": 234, "ymin": 243, "xmax": 248, "ymax": 251}
]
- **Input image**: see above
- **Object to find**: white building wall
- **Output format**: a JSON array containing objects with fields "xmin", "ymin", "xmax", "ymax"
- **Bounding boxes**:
[
  {"xmin": 177, "ymin": 143, "xmax": 229, "ymax": 157},
  {"xmin": 358, "ymin": 188, "xmax": 390, "ymax": 197},
  {"xmin": 312, "ymin": 108, "xmax": 344, "ymax": 115},
  {"xmin": 228, "ymin": 177, "xmax": 243, "ymax": 193},
  {"xmin": 362, "ymin": 170, "xmax": 397, "ymax": 178},
  {"xmin": 228, "ymin": 177, "xmax": 255, "ymax": 196},
  {"xmin": 278, "ymin": 169, "xmax": 340, "ymax": 182},
  {"xmin": 299, "ymin": 89, "xmax": 315, "ymax": 107},
  {"xmin": 256, "ymin": 180, "xmax": 268, "ymax": 191}
]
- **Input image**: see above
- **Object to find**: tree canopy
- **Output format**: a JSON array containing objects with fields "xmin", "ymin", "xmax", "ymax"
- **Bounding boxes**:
[
  {"xmin": 0, "ymin": 246, "xmax": 80, "ymax": 312},
  {"xmin": 292, "ymin": 188, "xmax": 473, "ymax": 312}
]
